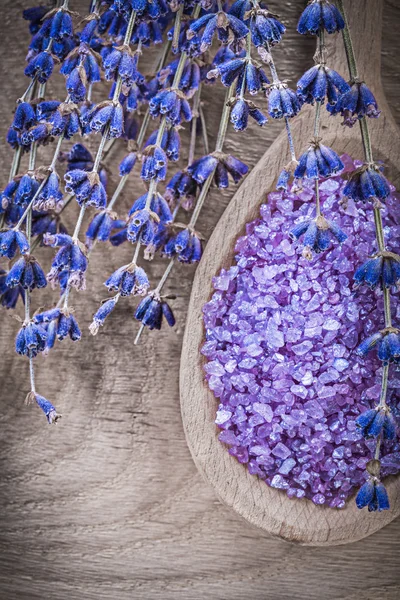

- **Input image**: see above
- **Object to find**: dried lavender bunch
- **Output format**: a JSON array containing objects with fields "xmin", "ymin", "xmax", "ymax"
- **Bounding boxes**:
[
  {"xmin": 0, "ymin": 0, "xmax": 89, "ymax": 422},
  {"xmin": 126, "ymin": 0, "xmax": 304, "ymax": 343}
]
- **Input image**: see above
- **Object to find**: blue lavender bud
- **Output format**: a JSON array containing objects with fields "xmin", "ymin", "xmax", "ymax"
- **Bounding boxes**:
[
  {"xmin": 15, "ymin": 321, "xmax": 47, "ymax": 357},
  {"xmin": 12, "ymin": 102, "xmax": 37, "ymax": 132},
  {"xmin": 268, "ymin": 83, "xmax": 301, "ymax": 119},
  {"xmin": 48, "ymin": 103, "xmax": 81, "ymax": 139},
  {"xmin": 0, "ymin": 269, "xmax": 24, "ymax": 309},
  {"xmin": 113, "ymin": 0, "xmax": 169, "ymax": 20},
  {"xmin": 33, "ymin": 393, "xmax": 61, "ymax": 424},
  {"xmin": 31, "ymin": 211, "xmax": 66, "ymax": 237},
  {"xmin": 5, "ymin": 255, "xmax": 47, "ymax": 291},
  {"xmin": 131, "ymin": 19, "xmax": 164, "ymax": 47},
  {"xmin": 290, "ymin": 215, "xmax": 347, "ymax": 258},
  {"xmin": 297, "ymin": 0, "xmax": 345, "ymax": 35},
  {"xmin": 344, "ymin": 164, "xmax": 391, "ymax": 202},
  {"xmin": 188, "ymin": 11, "xmax": 249, "ymax": 53},
  {"xmin": 208, "ymin": 58, "xmax": 269, "ymax": 95},
  {"xmin": 110, "ymin": 227, "xmax": 128, "ymax": 247},
  {"xmin": 127, "ymin": 209, "xmax": 158, "ymax": 245},
  {"xmin": 79, "ymin": 18, "xmax": 99, "ymax": 44},
  {"xmin": 179, "ymin": 61, "xmax": 201, "ymax": 98},
  {"xmin": 149, "ymin": 89, "xmax": 192, "ymax": 126},
  {"xmin": 85, "ymin": 210, "xmax": 119, "ymax": 248},
  {"xmin": 356, "ymin": 407, "xmax": 396, "ymax": 441},
  {"xmin": 327, "ymin": 82, "xmax": 380, "ymax": 126},
  {"xmin": 297, "ymin": 65, "xmax": 350, "ymax": 105},
  {"xmin": 105, "ymin": 263, "xmax": 150, "ymax": 296},
  {"xmin": 276, "ymin": 168, "xmax": 291, "ymax": 191},
  {"xmin": 89, "ymin": 296, "xmax": 119, "ymax": 335},
  {"xmin": 36, "ymin": 100, "xmax": 61, "ymax": 121},
  {"xmin": 188, "ymin": 152, "xmax": 248, "ymax": 188},
  {"xmin": 64, "ymin": 65, "xmax": 85, "ymax": 102},
  {"xmin": 129, "ymin": 192, "xmax": 172, "ymax": 224},
  {"xmin": 89, "ymin": 101, "xmax": 124, "ymax": 138},
  {"xmin": 24, "ymin": 51, "xmax": 54, "ymax": 84},
  {"xmin": 44, "ymin": 233, "xmax": 88, "ymax": 291},
  {"xmin": 6, "ymin": 127, "xmax": 21, "ymax": 150},
  {"xmin": 141, "ymin": 145, "xmax": 168, "ymax": 181},
  {"xmin": 23, "ymin": 6, "xmax": 50, "ymax": 35},
  {"xmin": 357, "ymin": 329, "xmax": 400, "ymax": 365},
  {"xmin": 178, "ymin": 230, "xmax": 202, "ymax": 263},
  {"xmin": 356, "ymin": 478, "xmax": 390, "ymax": 512},
  {"xmin": 162, "ymin": 301, "xmax": 176, "ymax": 327},
  {"xmin": 164, "ymin": 170, "xmax": 198, "ymax": 210},
  {"xmin": 64, "ymin": 143, "xmax": 94, "ymax": 171},
  {"xmin": 64, "ymin": 170, "xmax": 107, "ymax": 209},
  {"xmin": 20, "ymin": 123, "xmax": 52, "ymax": 147},
  {"xmin": 104, "ymin": 45, "xmax": 139, "ymax": 87},
  {"xmin": 135, "ymin": 297, "xmax": 163, "ymax": 330},
  {"xmin": 119, "ymin": 152, "xmax": 137, "ymax": 176},
  {"xmin": 1, "ymin": 180, "xmax": 19, "ymax": 210},
  {"xmin": 165, "ymin": 128, "xmax": 181, "ymax": 161},
  {"xmin": 34, "ymin": 307, "xmax": 81, "ymax": 344},
  {"xmin": 34, "ymin": 171, "xmax": 63, "ymax": 211},
  {"xmin": 0, "ymin": 230, "xmax": 29, "ymax": 259},
  {"xmin": 248, "ymin": 8, "xmax": 286, "ymax": 47},
  {"xmin": 354, "ymin": 252, "xmax": 400, "ymax": 290},
  {"xmin": 295, "ymin": 141, "xmax": 344, "ymax": 180},
  {"xmin": 230, "ymin": 98, "xmax": 268, "ymax": 131},
  {"xmin": 49, "ymin": 9, "xmax": 73, "ymax": 41}
]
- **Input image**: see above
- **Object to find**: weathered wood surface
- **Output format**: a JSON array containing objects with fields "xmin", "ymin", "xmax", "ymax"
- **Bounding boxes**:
[
  {"xmin": 0, "ymin": 0, "xmax": 399, "ymax": 598},
  {"xmin": 181, "ymin": 0, "xmax": 400, "ymax": 545}
]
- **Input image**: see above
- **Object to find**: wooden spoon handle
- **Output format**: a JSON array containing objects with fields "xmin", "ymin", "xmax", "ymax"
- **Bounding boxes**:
[{"xmin": 329, "ymin": 0, "xmax": 383, "ymax": 94}]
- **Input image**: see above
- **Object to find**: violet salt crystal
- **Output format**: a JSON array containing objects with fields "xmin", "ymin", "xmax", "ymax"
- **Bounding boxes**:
[{"xmin": 202, "ymin": 155, "xmax": 400, "ymax": 509}]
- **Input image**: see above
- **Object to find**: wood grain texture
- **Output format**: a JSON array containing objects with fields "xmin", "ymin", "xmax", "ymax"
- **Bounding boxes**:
[
  {"xmin": 0, "ymin": 0, "xmax": 399, "ymax": 598},
  {"xmin": 181, "ymin": 0, "xmax": 400, "ymax": 546}
]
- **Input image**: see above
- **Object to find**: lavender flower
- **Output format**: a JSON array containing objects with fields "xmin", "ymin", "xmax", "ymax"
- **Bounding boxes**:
[
  {"xmin": 149, "ymin": 89, "xmax": 192, "ymax": 126},
  {"xmin": 32, "ymin": 393, "xmax": 61, "ymax": 424},
  {"xmin": 86, "ymin": 210, "xmax": 120, "ymax": 248},
  {"xmin": 187, "ymin": 10, "xmax": 249, "ymax": 53},
  {"xmin": 267, "ymin": 83, "xmax": 301, "ymax": 119},
  {"xmin": 64, "ymin": 170, "xmax": 107, "ymax": 208},
  {"xmin": 34, "ymin": 307, "xmax": 81, "ymax": 343},
  {"xmin": 297, "ymin": 65, "xmax": 350, "ymax": 106},
  {"xmin": 230, "ymin": 98, "xmax": 267, "ymax": 131},
  {"xmin": 343, "ymin": 164, "xmax": 391, "ymax": 202},
  {"xmin": 105, "ymin": 263, "xmax": 150, "ymax": 296},
  {"xmin": 357, "ymin": 329, "xmax": 400, "ymax": 365},
  {"xmin": 356, "ymin": 408, "xmax": 396, "ymax": 441},
  {"xmin": 356, "ymin": 478, "xmax": 390, "ymax": 512},
  {"xmin": 188, "ymin": 152, "xmax": 248, "ymax": 188},
  {"xmin": 134, "ymin": 296, "xmax": 175, "ymax": 330},
  {"xmin": 89, "ymin": 296, "xmax": 119, "ymax": 335},
  {"xmin": 294, "ymin": 141, "xmax": 344, "ymax": 180},
  {"xmin": 297, "ymin": 0, "xmax": 345, "ymax": 35},
  {"xmin": 290, "ymin": 215, "xmax": 347, "ymax": 258},
  {"xmin": 5, "ymin": 255, "xmax": 47, "ymax": 291},
  {"xmin": 327, "ymin": 81, "xmax": 380, "ymax": 126},
  {"xmin": 354, "ymin": 252, "xmax": 400, "ymax": 290},
  {"xmin": 15, "ymin": 321, "xmax": 47, "ymax": 357},
  {"xmin": 0, "ymin": 230, "xmax": 29, "ymax": 259}
]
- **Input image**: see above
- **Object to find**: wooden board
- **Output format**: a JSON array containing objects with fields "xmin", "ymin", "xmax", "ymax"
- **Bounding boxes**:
[
  {"xmin": 180, "ymin": 0, "xmax": 400, "ymax": 546},
  {"xmin": 0, "ymin": 0, "xmax": 399, "ymax": 597}
]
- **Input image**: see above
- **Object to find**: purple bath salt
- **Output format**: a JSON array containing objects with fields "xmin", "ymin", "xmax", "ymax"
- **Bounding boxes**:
[{"xmin": 202, "ymin": 155, "xmax": 400, "ymax": 509}]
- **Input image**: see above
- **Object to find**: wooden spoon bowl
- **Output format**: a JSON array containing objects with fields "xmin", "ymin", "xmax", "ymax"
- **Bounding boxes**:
[{"xmin": 180, "ymin": 0, "xmax": 400, "ymax": 546}]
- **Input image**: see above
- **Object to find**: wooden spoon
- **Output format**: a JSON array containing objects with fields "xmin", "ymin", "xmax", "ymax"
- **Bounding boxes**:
[{"xmin": 180, "ymin": 0, "xmax": 400, "ymax": 546}]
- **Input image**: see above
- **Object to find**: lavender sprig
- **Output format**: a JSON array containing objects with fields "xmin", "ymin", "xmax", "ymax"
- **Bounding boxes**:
[
  {"xmin": 336, "ymin": 0, "xmax": 394, "ymax": 512},
  {"xmin": 133, "ymin": 80, "xmax": 237, "ymax": 343}
]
